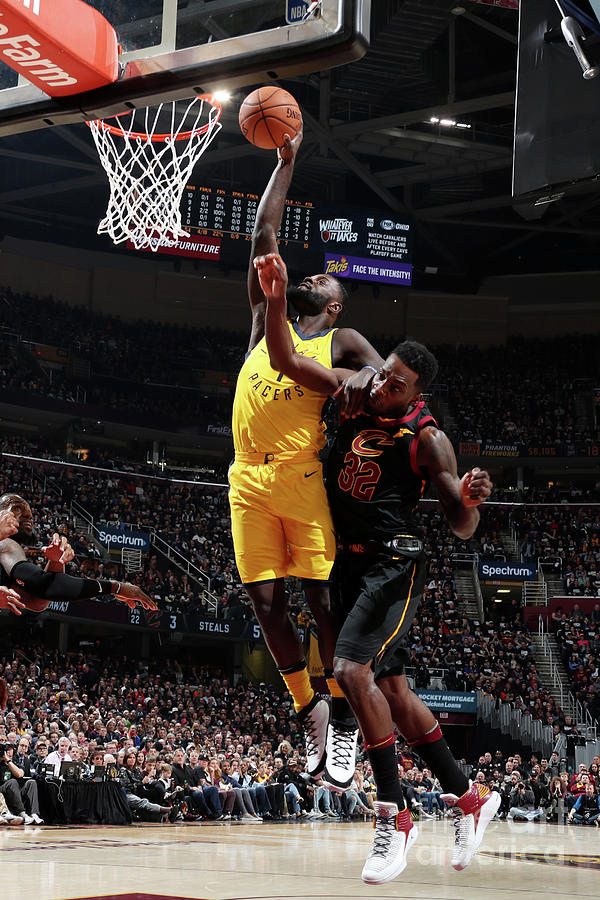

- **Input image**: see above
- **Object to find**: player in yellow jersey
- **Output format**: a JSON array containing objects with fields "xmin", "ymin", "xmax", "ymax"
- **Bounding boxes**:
[{"xmin": 229, "ymin": 124, "xmax": 383, "ymax": 786}]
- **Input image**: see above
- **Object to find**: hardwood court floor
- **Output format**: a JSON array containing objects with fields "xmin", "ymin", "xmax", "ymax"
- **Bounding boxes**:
[{"xmin": 1, "ymin": 817, "xmax": 598, "ymax": 900}]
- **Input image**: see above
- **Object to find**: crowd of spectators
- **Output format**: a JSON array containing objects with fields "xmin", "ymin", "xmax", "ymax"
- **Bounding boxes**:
[
  {"xmin": 432, "ymin": 334, "xmax": 600, "ymax": 448},
  {"xmin": 0, "ymin": 437, "xmax": 240, "ymax": 614},
  {"xmin": 468, "ymin": 748, "xmax": 600, "ymax": 826},
  {"xmin": 1, "ymin": 640, "xmax": 597, "ymax": 828},
  {"xmin": 407, "ymin": 509, "xmax": 564, "ymax": 725},
  {"xmin": 511, "ymin": 505, "xmax": 600, "ymax": 597},
  {"xmin": 0, "ymin": 336, "xmax": 232, "ymax": 431},
  {"xmin": 2, "ymin": 439, "xmax": 587, "ymax": 727},
  {"xmin": 1, "ymin": 287, "xmax": 599, "ymax": 447},
  {"xmin": 0, "ymin": 643, "xmax": 381, "ymax": 825},
  {"xmin": 551, "ymin": 607, "xmax": 600, "ymax": 725},
  {"xmin": 0, "ymin": 288, "xmax": 246, "ymax": 380}
]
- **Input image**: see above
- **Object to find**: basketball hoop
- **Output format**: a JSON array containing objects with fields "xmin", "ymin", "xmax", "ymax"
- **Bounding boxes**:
[{"xmin": 87, "ymin": 95, "xmax": 223, "ymax": 251}]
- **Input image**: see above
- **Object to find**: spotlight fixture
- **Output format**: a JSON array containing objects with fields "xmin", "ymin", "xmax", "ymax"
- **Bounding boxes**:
[{"xmin": 429, "ymin": 116, "xmax": 471, "ymax": 129}]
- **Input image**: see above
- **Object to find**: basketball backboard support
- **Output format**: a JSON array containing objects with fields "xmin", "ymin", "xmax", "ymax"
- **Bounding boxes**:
[{"xmin": 0, "ymin": 0, "xmax": 371, "ymax": 135}]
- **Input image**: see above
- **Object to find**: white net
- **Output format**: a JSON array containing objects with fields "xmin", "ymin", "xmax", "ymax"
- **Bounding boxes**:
[{"xmin": 88, "ymin": 96, "xmax": 222, "ymax": 251}]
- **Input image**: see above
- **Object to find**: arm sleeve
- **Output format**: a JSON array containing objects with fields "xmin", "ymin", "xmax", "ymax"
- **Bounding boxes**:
[{"xmin": 10, "ymin": 561, "xmax": 113, "ymax": 601}]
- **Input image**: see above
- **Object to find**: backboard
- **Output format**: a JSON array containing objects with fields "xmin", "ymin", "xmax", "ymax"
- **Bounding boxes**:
[
  {"xmin": 0, "ymin": 0, "xmax": 371, "ymax": 135},
  {"xmin": 513, "ymin": 0, "xmax": 600, "ymax": 201}
]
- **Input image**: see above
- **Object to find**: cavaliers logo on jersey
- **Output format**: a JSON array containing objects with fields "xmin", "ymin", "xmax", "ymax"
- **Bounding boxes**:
[{"xmin": 351, "ymin": 429, "xmax": 395, "ymax": 458}]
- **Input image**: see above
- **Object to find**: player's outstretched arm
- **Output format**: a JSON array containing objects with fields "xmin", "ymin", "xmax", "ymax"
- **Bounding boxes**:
[
  {"xmin": 417, "ymin": 426, "xmax": 493, "ymax": 540},
  {"xmin": 247, "ymin": 130, "xmax": 303, "ymax": 352},
  {"xmin": 257, "ymin": 252, "xmax": 351, "ymax": 394},
  {"xmin": 112, "ymin": 581, "xmax": 157, "ymax": 611},
  {"xmin": 0, "ymin": 539, "xmax": 156, "ymax": 610}
]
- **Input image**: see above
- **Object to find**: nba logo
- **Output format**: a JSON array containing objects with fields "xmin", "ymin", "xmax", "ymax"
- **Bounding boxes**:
[
  {"xmin": 286, "ymin": 1, "xmax": 310, "ymax": 24},
  {"xmin": 16, "ymin": 0, "xmax": 41, "ymax": 14}
]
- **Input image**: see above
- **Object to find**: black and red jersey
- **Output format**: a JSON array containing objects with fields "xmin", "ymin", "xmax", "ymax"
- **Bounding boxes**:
[{"xmin": 326, "ymin": 400, "xmax": 437, "ymax": 543}]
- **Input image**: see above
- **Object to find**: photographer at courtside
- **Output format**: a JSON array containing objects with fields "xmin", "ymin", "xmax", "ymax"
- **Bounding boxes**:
[{"xmin": 508, "ymin": 774, "xmax": 542, "ymax": 822}]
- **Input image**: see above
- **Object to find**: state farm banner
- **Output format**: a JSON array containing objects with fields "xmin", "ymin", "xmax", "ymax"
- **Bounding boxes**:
[
  {"xmin": 479, "ymin": 560, "xmax": 537, "ymax": 581},
  {"xmin": 127, "ymin": 233, "xmax": 221, "ymax": 259}
]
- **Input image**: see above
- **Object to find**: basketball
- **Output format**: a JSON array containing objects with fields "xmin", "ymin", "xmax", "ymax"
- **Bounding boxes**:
[{"xmin": 239, "ymin": 86, "xmax": 302, "ymax": 150}]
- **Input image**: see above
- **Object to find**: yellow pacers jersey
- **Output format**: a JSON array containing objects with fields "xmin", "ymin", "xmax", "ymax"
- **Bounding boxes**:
[{"xmin": 232, "ymin": 320, "xmax": 337, "ymax": 453}]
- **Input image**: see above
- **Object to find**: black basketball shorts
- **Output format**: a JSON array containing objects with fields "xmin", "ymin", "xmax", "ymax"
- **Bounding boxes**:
[{"xmin": 332, "ymin": 548, "xmax": 426, "ymax": 679}]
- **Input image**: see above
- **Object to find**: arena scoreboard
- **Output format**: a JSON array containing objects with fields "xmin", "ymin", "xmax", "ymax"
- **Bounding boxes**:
[
  {"xmin": 129, "ymin": 185, "xmax": 414, "ymax": 286},
  {"xmin": 183, "ymin": 186, "xmax": 312, "ymax": 246}
]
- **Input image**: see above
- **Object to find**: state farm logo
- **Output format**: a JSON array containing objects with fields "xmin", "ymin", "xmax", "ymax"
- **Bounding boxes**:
[{"xmin": 319, "ymin": 218, "xmax": 358, "ymax": 242}]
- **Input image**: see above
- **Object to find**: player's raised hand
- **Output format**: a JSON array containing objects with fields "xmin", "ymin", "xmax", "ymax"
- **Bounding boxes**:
[
  {"xmin": 114, "ymin": 582, "xmax": 157, "ymax": 611},
  {"xmin": 334, "ymin": 368, "xmax": 376, "ymax": 420},
  {"xmin": 0, "ymin": 509, "xmax": 19, "ymax": 540},
  {"xmin": 278, "ymin": 125, "xmax": 303, "ymax": 164},
  {"xmin": 460, "ymin": 467, "xmax": 493, "ymax": 507},
  {"xmin": 0, "ymin": 586, "xmax": 26, "ymax": 615},
  {"xmin": 43, "ymin": 533, "xmax": 74, "ymax": 566},
  {"xmin": 254, "ymin": 252, "xmax": 288, "ymax": 303}
]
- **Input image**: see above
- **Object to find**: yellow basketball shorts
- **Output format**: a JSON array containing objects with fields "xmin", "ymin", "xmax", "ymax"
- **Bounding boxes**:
[{"xmin": 228, "ymin": 453, "xmax": 336, "ymax": 584}]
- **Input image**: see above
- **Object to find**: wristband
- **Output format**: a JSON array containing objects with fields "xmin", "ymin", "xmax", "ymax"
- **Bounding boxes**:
[
  {"xmin": 361, "ymin": 365, "xmax": 377, "ymax": 374},
  {"xmin": 98, "ymin": 580, "xmax": 120, "ymax": 596}
]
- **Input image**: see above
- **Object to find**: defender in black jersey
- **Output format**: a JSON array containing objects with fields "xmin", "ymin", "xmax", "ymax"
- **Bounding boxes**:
[
  {"xmin": 257, "ymin": 251, "xmax": 500, "ymax": 884},
  {"xmin": 326, "ymin": 400, "xmax": 436, "ymax": 678}
]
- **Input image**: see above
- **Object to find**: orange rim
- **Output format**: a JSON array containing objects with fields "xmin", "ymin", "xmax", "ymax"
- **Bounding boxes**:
[{"xmin": 86, "ymin": 94, "xmax": 223, "ymax": 142}]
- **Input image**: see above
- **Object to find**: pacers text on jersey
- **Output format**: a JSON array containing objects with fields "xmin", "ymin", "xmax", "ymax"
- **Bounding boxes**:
[{"xmin": 248, "ymin": 371, "xmax": 305, "ymax": 400}]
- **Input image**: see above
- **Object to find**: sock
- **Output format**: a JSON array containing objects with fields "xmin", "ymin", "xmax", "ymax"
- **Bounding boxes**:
[
  {"xmin": 366, "ymin": 735, "xmax": 406, "ymax": 810},
  {"xmin": 324, "ymin": 671, "xmax": 354, "ymax": 724},
  {"xmin": 458, "ymin": 782, "xmax": 490, "ymax": 815},
  {"xmin": 279, "ymin": 660, "xmax": 314, "ymax": 713},
  {"xmin": 397, "ymin": 807, "xmax": 413, "ymax": 833},
  {"xmin": 408, "ymin": 723, "xmax": 469, "ymax": 797}
]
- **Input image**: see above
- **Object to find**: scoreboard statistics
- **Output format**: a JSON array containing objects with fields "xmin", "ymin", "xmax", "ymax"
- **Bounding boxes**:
[
  {"xmin": 183, "ymin": 186, "xmax": 312, "ymax": 247},
  {"xmin": 131, "ymin": 185, "xmax": 414, "ymax": 286}
]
